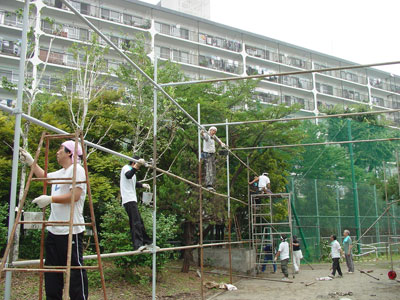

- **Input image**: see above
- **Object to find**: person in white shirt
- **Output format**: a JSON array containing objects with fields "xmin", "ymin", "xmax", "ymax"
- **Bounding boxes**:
[
  {"xmin": 329, "ymin": 235, "xmax": 344, "ymax": 278},
  {"xmin": 20, "ymin": 141, "xmax": 88, "ymax": 300},
  {"xmin": 274, "ymin": 234, "xmax": 290, "ymax": 280},
  {"xmin": 248, "ymin": 172, "xmax": 271, "ymax": 194},
  {"xmin": 120, "ymin": 156, "xmax": 151, "ymax": 251},
  {"xmin": 200, "ymin": 126, "xmax": 225, "ymax": 191}
]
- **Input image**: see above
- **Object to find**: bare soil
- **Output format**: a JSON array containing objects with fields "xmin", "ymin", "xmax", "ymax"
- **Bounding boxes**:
[
  {"xmin": 1, "ymin": 259, "xmax": 399, "ymax": 300},
  {"xmin": 210, "ymin": 260, "xmax": 400, "ymax": 300}
]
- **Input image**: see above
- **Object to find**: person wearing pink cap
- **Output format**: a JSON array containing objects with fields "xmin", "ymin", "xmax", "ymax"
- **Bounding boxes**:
[{"xmin": 20, "ymin": 140, "xmax": 88, "ymax": 300}]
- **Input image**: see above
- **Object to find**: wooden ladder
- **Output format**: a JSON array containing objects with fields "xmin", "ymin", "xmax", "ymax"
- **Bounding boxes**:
[{"xmin": 0, "ymin": 131, "xmax": 107, "ymax": 299}]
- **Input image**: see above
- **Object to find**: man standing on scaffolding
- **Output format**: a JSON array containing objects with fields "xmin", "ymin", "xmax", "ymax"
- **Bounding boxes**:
[
  {"xmin": 201, "ymin": 126, "xmax": 225, "ymax": 191},
  {"xmin": 249, "ymin": 172, "xmax": 271, "ymax": 194},
  {"xmin": 20, "ymin": 141, "xmax": 89, "ymax": 300}
]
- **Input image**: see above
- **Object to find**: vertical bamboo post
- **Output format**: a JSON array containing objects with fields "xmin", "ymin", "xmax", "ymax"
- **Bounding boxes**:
[
  {"xmin": 4, "ymin": 1, "xmax": 30, "ymax": 298},
  {"xmin": 151, "ymin": 53, "xmax": 158, "ymax": 300},
  {"xmin": 226, "ymin": 119, "xmax": 233, "ymax": 284}
]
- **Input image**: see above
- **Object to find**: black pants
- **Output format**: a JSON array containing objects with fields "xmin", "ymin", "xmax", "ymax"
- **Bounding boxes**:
[
  {"xmin": 331, "ymin": 257, "xmax": 343, "ymax": 276},
  {"xmin": 124, "ymin": 201, "xmax": 151, "ymax": 250},
  {"xmin": 45, "ymin": 232, "xmax": 88, "ymax": 300},
  {"xmin": 215, "ymin": 224, "xmax": 225, "ymax": 241}
]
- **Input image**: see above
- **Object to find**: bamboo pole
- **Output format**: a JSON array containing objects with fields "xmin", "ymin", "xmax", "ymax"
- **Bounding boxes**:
[{"xmin": 10, "ymin": 241, "xmax": 250, "ymax": 267}]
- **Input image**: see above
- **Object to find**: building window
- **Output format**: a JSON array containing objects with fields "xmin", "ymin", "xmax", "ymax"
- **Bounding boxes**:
[{"xmin": 101, "ymin": 8, "xmax": 110, "ymax": 20}]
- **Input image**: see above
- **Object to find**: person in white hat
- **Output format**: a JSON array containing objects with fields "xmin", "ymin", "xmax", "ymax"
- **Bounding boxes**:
[
  {"xmin": 200, "ymin": 126, "xmax": 225, "ymax": 191},
  {"xmin": 20, "ymin": 140, "xmax": 88, "ymax": 300}
]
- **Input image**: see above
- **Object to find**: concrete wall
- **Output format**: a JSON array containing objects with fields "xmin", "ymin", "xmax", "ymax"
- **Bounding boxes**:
[{"xmin": 193, "ymin": 247, "xmax": 256, "ymax": 273}]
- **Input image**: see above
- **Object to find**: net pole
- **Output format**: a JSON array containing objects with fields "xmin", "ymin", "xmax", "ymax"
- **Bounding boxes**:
[
  {"xmin": 4, "ymin": 1, "xmax": 30, "ymax": 299},
  {"xmin": 347, "ymin": 120, "xmax": 361, "ymax": 253}
]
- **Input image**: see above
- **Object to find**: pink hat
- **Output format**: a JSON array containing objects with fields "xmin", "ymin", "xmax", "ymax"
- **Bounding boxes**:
[{"xmin": 62, "ymin": 140, "xmax": 83, "ymax": 162}]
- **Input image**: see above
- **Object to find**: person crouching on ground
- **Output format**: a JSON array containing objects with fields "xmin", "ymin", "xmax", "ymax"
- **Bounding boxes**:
[
  {"xmin": 329, "ymin": 235, "xmax": 344, "ymax": 278},
  {"xmin": 274, "ymin": 234, "xmax": 290, "ymax": 281}
]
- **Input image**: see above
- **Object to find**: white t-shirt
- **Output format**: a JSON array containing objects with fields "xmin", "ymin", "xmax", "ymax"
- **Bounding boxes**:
[
  {"xmin": 258, "ymin": 174, "xmax": 270, "ymax": 189},
  {"xmin": 120, "ymin": 165, "xmax": 138, "ymax": 205},
  {"xmin": 331, "ymin": 240, "xmax": 342, "ymax": 258},
  {"xmin": 202, "ymin": 133, "xmax": 216, "ymax": 153},
  {"xmin": 278, "ymin": 241, "xmax": 290, "ymax": 260},
  {"xmin": 47, "ymin": 164, "xmax": 86, "ymax": 235}
]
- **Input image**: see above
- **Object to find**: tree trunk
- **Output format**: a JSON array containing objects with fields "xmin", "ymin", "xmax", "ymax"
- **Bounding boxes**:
[{"xmin": 181, "ymin": 221, "xmax": 194, "ymax": 273}]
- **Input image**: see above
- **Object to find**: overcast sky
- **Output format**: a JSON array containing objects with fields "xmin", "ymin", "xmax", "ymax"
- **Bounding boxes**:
[{"xmin": 141, "ymin": 0, "xmax": 400, "ymax": 75}]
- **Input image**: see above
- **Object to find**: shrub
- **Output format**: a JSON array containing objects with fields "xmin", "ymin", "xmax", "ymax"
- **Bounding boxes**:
[{"xmin": 100, "ymin": 197, "xmax": 179, "ymax": 274}]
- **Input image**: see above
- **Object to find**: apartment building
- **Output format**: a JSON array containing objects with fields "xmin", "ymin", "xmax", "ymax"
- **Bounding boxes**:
[{"xmin": 1, "ymin": 0, "xmax": 400, "ymax": 124}]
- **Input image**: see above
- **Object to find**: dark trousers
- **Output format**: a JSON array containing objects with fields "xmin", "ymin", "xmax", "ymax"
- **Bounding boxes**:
[
  {"xmin": 45, "ymin": 232, "xmax": 88, "ymax": 300},
  {"xmin": 331, "ymin": 257, "xmax": 343, "ymax": 276},
  {"xmin": 215, "ymin": 224, "xmax": 225, "ymax": 241},
  {"xmin": 124, "ymin": 201, "xmax": 151, "ymax": 250}
]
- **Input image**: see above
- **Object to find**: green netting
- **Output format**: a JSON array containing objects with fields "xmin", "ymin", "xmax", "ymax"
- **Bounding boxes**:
[{"xmin": 287, "ymin": 113, "xmax": 400, "ymax": 262}]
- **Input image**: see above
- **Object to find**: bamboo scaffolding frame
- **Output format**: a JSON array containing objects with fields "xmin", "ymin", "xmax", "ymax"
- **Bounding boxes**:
[
  {"xmin": 4, "ymin": 1, "xmax": 400, "ymax": 297},
  {"xmin": 0, "ymin": 104, "xmax": 247, "ymax": 206}
]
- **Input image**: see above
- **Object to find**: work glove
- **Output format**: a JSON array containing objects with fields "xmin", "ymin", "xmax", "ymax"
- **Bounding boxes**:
[
  {"xmin": 136, "ymin": 158, "xmax": 146, "ymax": 167},
  {"xmin": 32, "ymin": 195, "xmax": 52, "ymax": 208},
  {"xmin": 142, "ymin": 183, "xmax": 151, "ymax": 190},
  {"xmin": 20, "ymin": 149, "xmax": 34, "ymax": 166}
]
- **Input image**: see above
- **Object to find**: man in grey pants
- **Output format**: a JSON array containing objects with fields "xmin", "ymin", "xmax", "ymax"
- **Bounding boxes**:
[
  {"xmin": 274, "ymin": 234, "xmax": 290, "ymax": 281},
  {"xmin": 201, "ymin": 126, "xmax": 225, "ymax": 191},
  {"xmin": 343, "ymin": 229, "xmax": 355, "ymax": 273}
]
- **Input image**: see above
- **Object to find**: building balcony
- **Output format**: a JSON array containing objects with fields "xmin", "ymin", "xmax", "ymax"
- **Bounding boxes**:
[
  {"xmin": 38, "ymin": 48, "xmax": 121, "ymax": 72},
  {"xmin": 43, "ymin": 0, "xmax": 151, "ymax": 30},
  {"xmin": 0, "ymin": 38, "xmax": 21, "ymax": 57},
  {"xmin": 198, "ymin": 32, "xmax": 242, "ymax": 52},
  {"xmin": 314, "ymin": 63, "xmax": 367, "ymax": 85},
  {"xmin": 369, "ymin": 77, "xmax": 400, "ymax": 94},
  {"xmin": 0, "ymin": 10, "xmax": 23, "ymax": 28},
  {"xmin": 246, "ymin": 44, "xmax": 312, "ymax": 69},
  {"xmin": 255, "ymin": 91, "xmax": 315, "ymax": 111},
  {"xmin": 155, "ymin": 45, "xmax": 242, "ymax": 74},
  {"xmin": 316, "ymin": 82, "xmax": 369, "ymax": 103},
  {"xmin": 0, "ymin": 68, "xmax": 19, "ymax": 88},
  {"xmin": 154, "ymin": 21, "xmax": 242, "ymax": 53},
  {"xmin": 40, "ymin": 19, "xmax": 150, "ymax": 52},
  {"xmin": 246, "ymin": 65, "xmax": 312, "ymax": 90}
]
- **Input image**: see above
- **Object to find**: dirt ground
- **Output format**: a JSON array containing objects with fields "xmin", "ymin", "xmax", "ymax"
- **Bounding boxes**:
[{"xmin": 208, "ymin": 260, "xmax": 400, "ymax": 300}]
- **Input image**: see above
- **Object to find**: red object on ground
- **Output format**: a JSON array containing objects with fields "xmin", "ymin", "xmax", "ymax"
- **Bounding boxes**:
[{"xmin": 388, "ymin": 270, "xmax": 397, "ymax": 280}]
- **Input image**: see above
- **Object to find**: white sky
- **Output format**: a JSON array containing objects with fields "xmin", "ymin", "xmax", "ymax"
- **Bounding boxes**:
[{"xmin": 141, "ymin": 0, "xmax": 400, "ymax": 75}]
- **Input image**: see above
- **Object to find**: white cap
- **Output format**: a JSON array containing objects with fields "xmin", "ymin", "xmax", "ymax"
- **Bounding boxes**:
[{"xmin": 209, "ymin": 126, "xmax": 217, "ymax": 132}]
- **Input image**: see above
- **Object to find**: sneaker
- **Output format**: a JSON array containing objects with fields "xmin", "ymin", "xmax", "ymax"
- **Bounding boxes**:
[
  {"xmin": 348, "ymin": 271, "xmax": 353, "ymax": 274},
  {"xmin": 328, "ymin": 274, "xmax": 334, "ymax": 279},
  {"xmin": 337, "ymin": 275, "xmax": 343, "ymax": 278},
  {"xmin": 206, "ymin": 186, "xmax": 216, "ymax": 192},
  {"xmin": 281, "ymin": 277, "xmax": 289, "ymax": 281}
]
